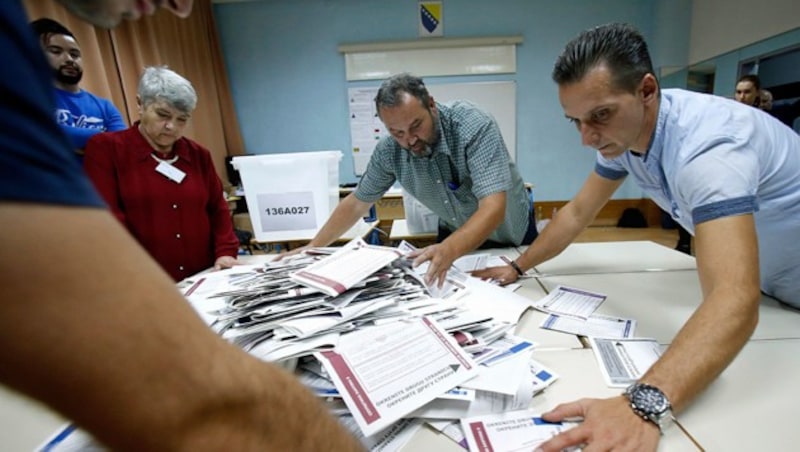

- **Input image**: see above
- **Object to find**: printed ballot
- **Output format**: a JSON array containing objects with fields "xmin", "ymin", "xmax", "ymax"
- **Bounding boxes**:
[
  {"xmin": 590, "ymin": 337, "xmax": 664, "ymax": 387},
  {"xmin": 291, "ymin": 238, "xmax": 402, "ymax": 296},
  {"xmin": 461, "ymin": 409, "xmax": 576, "ymax": 452},
  {"xmin": 531, "ymin": 285, "xmax": 606, "ymax": 319},
  {"xmin": 316, "ymin": 317, "xmax": 478, "ymax": 436},
  {"xmin": 540, "ymin": 313, "xmax": 636, "ymax": 339}
]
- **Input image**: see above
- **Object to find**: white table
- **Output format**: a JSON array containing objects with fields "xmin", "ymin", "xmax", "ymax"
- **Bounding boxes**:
[
  {"xmin": 0, "ymin": 386, "xmax": 65, "ymax": 451},
  {"xmin": 530, "ymin": 241, "xmax": 697, "ymax": 276},
  {"xmin": 529, "ymin": 349, "xmax": 702, "ymax": 451},
  {"xmin": 678, "ymin": 338, "xmax": 800, "ymax": 451},
  {"xmin": 538, "ymin": 271, "xmax": 800, "ymax": 342}
]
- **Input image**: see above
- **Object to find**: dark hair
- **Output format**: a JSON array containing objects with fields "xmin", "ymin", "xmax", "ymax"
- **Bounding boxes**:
[
  {"xmin": 737, "ymin": 74, "xmax": 761, "ymax": 91},
  {"xmin": 30, "ymin": 17, "xmax": 76, "ymax": 43},
  {"xmin": 552, "ymin": 23, "xmax": 654, "ymax": 94},
  {"xmin": 374, "ymin": 73, "xmax": 432, "ymax": 115}
]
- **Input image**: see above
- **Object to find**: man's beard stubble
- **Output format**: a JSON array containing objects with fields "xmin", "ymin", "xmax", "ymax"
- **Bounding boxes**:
[{"xmin": 54, "ymin": 66, "xmax": 83, "ymax": 86}]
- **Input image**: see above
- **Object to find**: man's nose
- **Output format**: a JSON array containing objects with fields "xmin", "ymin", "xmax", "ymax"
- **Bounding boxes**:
[{"xmin": 580, "ymin": 123, "xmax": 598, "ymax": 147}]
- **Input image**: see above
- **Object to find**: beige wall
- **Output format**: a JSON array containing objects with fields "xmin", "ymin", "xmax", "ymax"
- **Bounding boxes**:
[{"xmin": 689, "ymin": 0, "xmax": 800, "ymax": 64}]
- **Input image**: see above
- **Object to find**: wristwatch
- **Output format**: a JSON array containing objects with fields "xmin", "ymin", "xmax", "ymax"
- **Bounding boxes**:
[{"xmin": 623, "ymin": 383, "xmax": 675, "ymax": 434}]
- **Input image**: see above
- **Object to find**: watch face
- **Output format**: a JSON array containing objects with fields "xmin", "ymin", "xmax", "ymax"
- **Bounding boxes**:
[{"xmin": 631, "ymin": 385, "xmax": 669, "ymax": 415}]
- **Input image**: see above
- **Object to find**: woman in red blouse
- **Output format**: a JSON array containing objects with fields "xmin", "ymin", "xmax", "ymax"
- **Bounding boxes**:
[{"xmin": 84, "ymin": 66, "xmax": 239, "ymax": 281}]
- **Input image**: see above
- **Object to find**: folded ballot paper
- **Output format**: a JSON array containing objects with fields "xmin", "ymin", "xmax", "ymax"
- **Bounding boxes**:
[{"xmin": 291, "ymin": 238, "xmax": 403, "ymax": 297}]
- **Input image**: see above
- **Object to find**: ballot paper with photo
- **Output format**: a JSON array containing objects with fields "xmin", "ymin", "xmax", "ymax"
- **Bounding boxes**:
[
  {"xmin": 589, "ymin": 337, "xmax": 664, "ymax": 387},
  {"xmin": 316, "ymin": 317, "xmax": 478, "ymax": 436},
  {"xmin": 531, "ymin": 285, "xmax": 606, "ymax": 319},
  {"xmin": 292, "ymin": 238, "xmax": 402, "ymax": 296},
  {"xmin": 540, "ymin": 313, "xmax": 636, "ymax": 338},
  {"xmin": 461, "ymin": 409, "xmax": 577, "ymax": 452}
]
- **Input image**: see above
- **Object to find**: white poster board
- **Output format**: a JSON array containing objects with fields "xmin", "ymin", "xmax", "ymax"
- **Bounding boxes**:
[{"xmin": 347, "ymin": 81, "xmax": 516, "ymax": 176}]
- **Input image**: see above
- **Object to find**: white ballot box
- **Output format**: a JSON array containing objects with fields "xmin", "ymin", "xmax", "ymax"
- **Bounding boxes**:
[
  {"xmin": 401, "ymin": 189, "xmax": 438, "ymax": 233},
  {"xmin": 233, "ymin": 151, "xmax": 342, "ymax": 242}
]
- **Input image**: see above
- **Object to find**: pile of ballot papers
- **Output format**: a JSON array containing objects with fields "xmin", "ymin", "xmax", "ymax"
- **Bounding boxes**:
[
  {"xmin": 178, "ymin": 238, "xmax": 561, "ymax": 450},
  {"xmin": 46, "ymin": 238, "xmax": 673, "ymax": 451}
]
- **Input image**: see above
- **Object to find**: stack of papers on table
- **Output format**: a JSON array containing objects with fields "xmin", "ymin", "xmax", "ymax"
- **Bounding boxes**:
[{"xmin": 183, "ymin": 239, "xmax": 574, "ymax": 448}]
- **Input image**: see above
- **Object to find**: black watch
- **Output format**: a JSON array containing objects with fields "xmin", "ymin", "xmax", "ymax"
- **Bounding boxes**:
[{"xmin": 623, "ymin": 383, "xmax": 674, "ymax": 434}]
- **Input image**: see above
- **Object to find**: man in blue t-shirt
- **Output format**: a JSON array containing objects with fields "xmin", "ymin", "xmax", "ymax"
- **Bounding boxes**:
[{"xmin": 30, "ymin": 17, "xmax": 126, "ymax": 161}]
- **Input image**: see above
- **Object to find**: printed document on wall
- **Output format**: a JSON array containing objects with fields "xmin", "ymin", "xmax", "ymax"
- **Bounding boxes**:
[{"xmin": 348, "ymin": 86, "xmax": 386, "ymax": 176}]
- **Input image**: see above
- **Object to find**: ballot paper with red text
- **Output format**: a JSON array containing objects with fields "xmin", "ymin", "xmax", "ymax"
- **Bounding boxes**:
[
  {"xmin": 461, "ymin": 409, "xmax": 578, "ymax": 452},
  {"xmin": 316, "ymin": 317, "xmax": 478, "ymax": 436},
  {"xmin": 291, "ymin": 238, "xmax": 402, "ymax": 297}
]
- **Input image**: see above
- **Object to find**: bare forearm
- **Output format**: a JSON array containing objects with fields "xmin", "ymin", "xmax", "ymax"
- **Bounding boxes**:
[
  {"xmin": 516, "ymin": 173, "xmax": 620, "ymax": 272},
  {"xmin": 0, "ymin": 205, "xmax": 360, "ymax": 450},
  {"xmin": 309, "ymin": 193, "xmax": 372, "ymax": 247},
  {"xmin": 642, "ymin": 215, "xmax": 761, "ymax": 412},
  {"xmin": 515, "ymin": 201, "xmax": 592, "ymax": 271},
  {"xmin": 641, "ymin": 287, "xmax": 758, "ymax": 412}
]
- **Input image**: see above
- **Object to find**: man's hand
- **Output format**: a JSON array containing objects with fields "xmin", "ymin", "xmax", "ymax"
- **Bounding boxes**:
[
  {"xmin": 410, "ymin": 243, "xmax": 458, "ymax": 288},
  {"xmin": 535, "ymin": 396, "xmax": 660, "ymax": 452},
  {"xmin": 471, "ymin": 265, "xmax": 519, "ymax": 285},
  {"xmin": 273, "ymin": 245, "xmax": 312, "ymax": 261},
  {"xmin": 214, "ymin": 255, "xmax": 238, "ymax": 270}
]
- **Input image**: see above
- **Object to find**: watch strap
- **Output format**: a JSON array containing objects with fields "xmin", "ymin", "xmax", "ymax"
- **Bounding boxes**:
[{"xmin": 509, "ymin": 260, "xmax": 524, "ymax": 276}]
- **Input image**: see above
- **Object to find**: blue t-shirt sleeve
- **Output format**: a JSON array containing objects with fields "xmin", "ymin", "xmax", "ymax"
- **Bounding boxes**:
[
  {"xmin": 59, "ymin": 98, "xmax": 127, "ymax": 149},
  {"xmin": 102, "ymin": 99, "xmax": 127, "ymax": 132},
  {"xmin": 0, "ymin": 2, "xmax": 102, "ymax": 207}
]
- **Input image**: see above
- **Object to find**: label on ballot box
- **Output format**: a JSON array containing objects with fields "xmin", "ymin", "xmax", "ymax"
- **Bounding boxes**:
[
  {"xmin": 233, "ymin": 151, "xmax": 342, "ymax": 242},
  {"xmin": 256, "ymin": 191, "xmax": 316, "ymax": 232}
]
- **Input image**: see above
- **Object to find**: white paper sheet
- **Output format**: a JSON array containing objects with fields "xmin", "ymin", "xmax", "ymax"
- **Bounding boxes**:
[
  {"xmin": 531, "ymin": 285, "xmax": 606, "ymax": 319},
  {"xmin": 540, "ymin": 313, "xmax": 636, "ymax": 338},
  {"xmin": 316, "ymin": 317, "xmax": 478, "ymax": 436},
  {"xmin": 461, "ymin": 409, "xmax": 577, "ymax": 452},
  {"xmin": 589, "ymin": 337, "xmax": 664, "ymax": 387}
]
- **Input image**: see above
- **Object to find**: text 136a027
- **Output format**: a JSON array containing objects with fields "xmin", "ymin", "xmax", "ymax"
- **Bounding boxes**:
[{"xmin": 264, "ymin": 206, "xmax": 310, "ymax": 216}]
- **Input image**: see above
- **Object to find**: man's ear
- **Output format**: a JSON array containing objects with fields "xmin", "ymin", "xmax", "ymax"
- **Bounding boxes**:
[{"xmin": 641, "ymin": 74, "xmax": 658, "ymax": 103}]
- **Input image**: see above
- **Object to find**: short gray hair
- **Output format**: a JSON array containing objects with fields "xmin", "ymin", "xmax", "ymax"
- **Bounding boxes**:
[{"xmin": 138, "ymin": 66, "xmax": 197, "ymax": 113}]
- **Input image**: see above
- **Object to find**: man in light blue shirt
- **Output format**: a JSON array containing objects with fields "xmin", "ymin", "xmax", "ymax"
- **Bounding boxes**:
[{"xmin": 476, "ymin": 23, "xmax": 800, "ymax": 452}]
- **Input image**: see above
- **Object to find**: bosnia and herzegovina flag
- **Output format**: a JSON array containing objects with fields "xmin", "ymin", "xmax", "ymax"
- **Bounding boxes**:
[{"xmin": 419, "ymin": 1, "xmax": 443, "ymax": 37}]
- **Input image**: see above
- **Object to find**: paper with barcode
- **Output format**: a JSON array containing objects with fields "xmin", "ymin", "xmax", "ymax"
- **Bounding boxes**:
[
  {"xmin": 589, "ymin": 337, "xmax": 663, "ymax": 387},
  {"xmin": 531, "ymin": 285, "xmax": 605, "ymax": 319}
]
